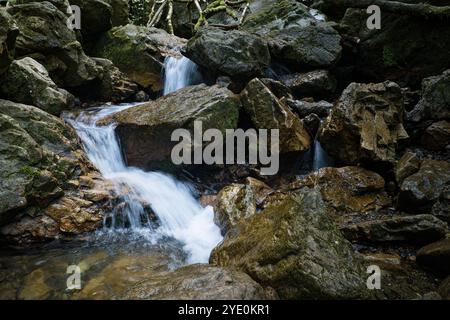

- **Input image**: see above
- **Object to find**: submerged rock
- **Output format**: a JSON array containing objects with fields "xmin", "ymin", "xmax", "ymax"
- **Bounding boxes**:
[
  {"xmin": 184, "ymin": 27, "xmax": 270, "ymax": 81},
  {"xmin": 0, "ymin": 57, "xmax": 75, "ymax": 115},
  {"xmin": 211, "ymin": 188, "xmax": 370, "ymax": 299},
  {"xmin": 319, "ymin": 81, "xmax": 409, "ymax": 168},
  {"xmin": 123, "ymin": 264, "xmax": 271, "ymax": 300},
  {"xmin": 108, "ymin": 84, "xmax": 240, "ymax": 171},
  {"xmin": 341, "ymin": 215, "xmax": 448, "ymax": 245},
  {"xmin": 241, "ymin": 78, "xmax": 311, "ymax": 154},
  {"xmin": 241, "ymin": 0, "xmax": 341, "ymax": 69},
  {"xmin": 0, "ymin": 8, "xmax": 19, "ymax": 75},
  {"xmin": 398, "ymin": 160, "xmax": 450, "ymax": 214},
  {"xmin": 289, "ymin": 166, "xmax": 391, "ymax": 214},
  {"xmin": 92, "ymin": 24, "xmax": 186, "ymax": 91}
]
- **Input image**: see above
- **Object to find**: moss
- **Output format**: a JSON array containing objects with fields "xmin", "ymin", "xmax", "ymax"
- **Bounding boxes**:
[{"xmin": 19, "ymin": 166, "xmax": 40, "ymax": 178}]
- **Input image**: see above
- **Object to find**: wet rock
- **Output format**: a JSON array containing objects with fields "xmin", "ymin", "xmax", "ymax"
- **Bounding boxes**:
[
  {"xmin": 184, "ymin": 27, "xmax": 270, "ymax": 81},
  {"xmin": 18, "ymin": 269, "xmax": 51, "ymax": 300},
  {"xmin": 108, "ymin": 84, "xmax": 240, "ymax": 171},
  {"xmin": 241, "ymin": 78, "xmax": 311, "ymax": 153},
  {"xmin": 123, "ymin": 264, "xmax": 271, "ymax": 300},
  {"xmin": 431, "ymin": 184, "xmax": 450, "ymax": 225},
  {"xmin": 7, "ymin": 1, "xmax": 101, "ymax": 89},
  {"xmin": 92, "ymin": 24, "xmax": 185, "ymax": 91},
  {"xmin": 319, "ymin": 81, "xmax": 409, "ymax": 168},
  {"xmin": 341, "ymin": 215, "xmax": 448, "ymax": 245},
  {"xmin": 211, "ymin": 188, "xmax": 370, "ymax": 299},
  {"xmin": 0, "ymin": 57, "xmax": 75, "ymax": 115},
  {"xmin": 69, "ymin": 0, "xmax": 113, "ymax": 36},
  {"xmin": 214, "ymin": 178, "xmax": 272, "ymax": 235},
  {"xmin": 438, "ymin": 276, "xmax": 450, "ymax": 300},
  {"xmin": 260, "ymin": 78, "xmax": 292, "ymax": 99},
  {"xmin": 417, "ymin": 239, "xmax": 450, "ymax": 276},
  {"xmin": 0, "ymin": 8, "xmax": 19, "ymax": 75},
  {"xmin": 289, "ymin": 166, "xmax": 390, "ymax": 214},
  {"xmin": 408, "ymin": 70, "xmax": 450, "ymax": 123},
  {"xmin": 302, "ymin": 113, "xmax": 321, "ymax": 138},
  {"xmin": 281, "ymin": 70, "xmax": 337, "ymax": 99},
  {"xmin": 420, "ymin": 121, "xmax": 450, "ymax": 151},
  {"xmin": 91, "ymin": 57, "xmax": 138, "ymax": 103},
  {"xmin": 395, "ymin": 152, "xmax": 421, "ymax": 185},
  {"xmin": 286, "ymin": 99, "xmax": 333, "ymax": 118},
  {"xmin": 241, "ymin": 0, "xmax": 341, "ymax": 69},
  {"xmin": 398, "ymin": 160, "xmax": 450, "ymax": 214}
]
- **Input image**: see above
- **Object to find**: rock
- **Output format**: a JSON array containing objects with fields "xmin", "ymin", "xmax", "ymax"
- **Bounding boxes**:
[
  {"xmin": 184, "ymin": 27, "xmax": 270, "ymax": 81},
  {"xmin": 289, "ymin": 166, "xmax": 391, "ymax": 214},
  {"xmin": 241, "ymin": 0, "xmax": 341, "ymax": 69},
  {"xmin": 214, "ymin": 178, "xmax": 272, "ymax": 235},
  {"xmin": 105, "ymin": 0, "xmax": 130, "ymax": 26},
  {"xmin": 338, "ymin": 9, "xmax": 450, "ymax": 86},
  {"xmin": 341, "ymin": 215, "xmax": 448, "ymax": 245},
  {"xmin": 107, "ymin": 84, "xmax": 240, "ymax": 171},
  {"xmin": 69, "ymin": 0, "xmax": 113, "ymax": 36},
  {"xmin": 281, "ymin": 70, "xmax": 337, "ymax": 99},
  {"xmin": 123, "ymin": 264, "xmax": 271, "ymax": 300},
  {"xmin": 0, "ymin": 57, "xmax": 75, "ymax": 115},
  {"xmin": 6, "ymin": 0, "xmax": 71, "ymax": 13},
  {"xmin": 398, "ymin": 160, "xmax": 450, "ymax": 214},
  {"xmin": 438, "ymin": 276, "xmax": 450, "ymax": 299},
  {"xmin": 302, "ymin": 113, "xmax": 321, "ymax": 137},
  {"xmin": 0, "ymin": 8, "xmax": 19, "ymax": 75},
  {"xmin": 431, "ymin": 184, "xmax": 450, "ymax": 225},
  {"xmin": 18, "ymin": 269, "xmax": 52, "ymax": 300},
  {"xmin": 92, "ymin": 24, "xmax": 185, "ymax": 91},
  {"xmin": 260, "ymin": 78, "xmax": 292, "ymax": 99},
  {"xmin": 210, "ymin": 188, "xmax": 370, "ymax": 299},
  {"xmin": 7, "ymin": 1, "xmax": 101, "ymax": 89},
  {"xmin": 286, "ymin": 99, "xmax": 333, "ymax": 118},
  {"xmin": 318, "ymin": 81, "xmax": 409, "ymax": 168},
  {"xmin": 91, "ymin": 57, "xmax": 138, "ymax": 102},
  {"xmin": 0, "ymin": 100, "xmax": 113, "ymax": 243},
  {"xmin": 241, "ymin": 78, "xmax": 311, "ymax": 153},
  {"xmin": 395, "ymin": 152, "xmax": 421, "ymax": 184},
  {"xmin": 408, "ymin": 70, "xmax": 450, "ymax": 123},
  {"xmin": 417, "ymin": 239, "xmax": 450, "ymax": 276},
  {"xmin": 420, "ymin": 121, "xmax": 450, "ymax": 151}
]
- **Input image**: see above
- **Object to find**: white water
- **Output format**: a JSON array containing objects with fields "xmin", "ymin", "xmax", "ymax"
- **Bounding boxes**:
[
  {"xmin": 163, "ymin": 56, "xmax": 201, "ymax": 95},
  {"xmin": 66, "ymin": 57, "xmax": 221, "ymax": 264},
  {"xmin": 312, "ymin": 140, "xmax": 333, "ymax": 171}
]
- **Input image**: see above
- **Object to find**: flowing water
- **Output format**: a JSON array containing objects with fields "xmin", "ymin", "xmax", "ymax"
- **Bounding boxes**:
[
  {"xmin": 163, "ymin": 56, "xmax": 202, "ymax": 95},
  {"xmin": 312, "ymin": 140, "xmax": 334, "ymax": 171}
]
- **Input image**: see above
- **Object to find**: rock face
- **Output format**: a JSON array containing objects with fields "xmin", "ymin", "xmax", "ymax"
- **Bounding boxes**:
[
  {"xmin": 319, "ymin": 81, "xmax": 409, "ymax": 167},
  {"xmin": 92, "ymin": 24, "xmax": 186, "ymax": 91},
  {"xmin": 7, "ymin": 2, "xmax": 101, "ymax": 89},
  {"xmin": 241, "ymin": 0, "xmax": 341, "ymax": 69},
  {"xmin": 0, "ymin": 57, "xmax": 75, "ymax": 115},
  {"xmin": 0, "ymin": 8, "xmax": 19, "ymax": 75},
  {"xmin": 281, "ymin": 70, "xmax": 337, "ymax": 99},
  {"xmin": 108, "ymin": 84, "xmax": 240, "ymax": 171},
  {"xmin": 417, "ymin": 239, "xmax": 450, "ymax": 276},
  {"xmin": 398, "ymin": 160, "xmax": 450, "ymax": 214},
  {"xmin": 341, "ymin": 215, "xmax": 448, "ymax": 245},
  {"xmin": 290, "ymin": 167, "xmax": 391, "ymax": 214},
  {"xmin": 241, "ymin": 78, "xmax": 311, "ymax": 153},
  {"xmin": 0, "ymin": 100, "xmax": 112, "ymax": 243},
  {"xmin": 211, "ymin": 188, "xmax": 369, "ymax": 299},
  {"xmin": 408, "ymin": 70, "xmax": 450, "ymax": 123},
  {"xmin": 420, "ymin": 121, "xmax": 450, "ymax": 151},
  {"xmin": 184, "ymin": 27, "xmax": 270, "ymax": 81},
  {"xmin": 123, "ymin": 264, "xmax": 271, "ymax": 300}
]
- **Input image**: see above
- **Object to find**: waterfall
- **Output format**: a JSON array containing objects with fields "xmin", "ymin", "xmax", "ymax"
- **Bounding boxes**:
[
  {"xmin": 163, "ymin": 56, "xmax": 202, "ymax": 95},
  {"xmin": 65, "ymin": 57, "xmax": 220, "ymax": 264},
  {"xmin": 312, "ymin": 139, "xmax": 333, "ymax": 171}
]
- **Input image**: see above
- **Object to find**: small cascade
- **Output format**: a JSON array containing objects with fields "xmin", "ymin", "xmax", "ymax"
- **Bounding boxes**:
[
  {"xmin": 163, "ymin": 56, "xmax": 202, "ymax": 95},
  {"xmin": 312, "ymin": 139, "xmax": 334, "ymax": 171}
]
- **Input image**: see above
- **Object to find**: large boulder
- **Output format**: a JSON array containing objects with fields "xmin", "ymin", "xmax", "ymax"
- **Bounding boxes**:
[
  {"xmin": 241, "ymin": 0, "xmax": 341, "ymax": 69},
  {"xmin": 241, "ymin": 78, "xmax": 311, "ymax": 154},
  {"xmin": 407, "ymin": 70, "xmax": 450, "ymax": 124},
  {"xmin": 0, "ymin": 8, "xmax": 19, "ymax": 75},
  {"xmin": 107, "ymin": 84, "xmax": 241, "ymax": 171},
  {"xmin": 417, "ymin": 239, "xmax": 450, "ymax": 276},
  {"xmin": 7, "ymin": 1, "xmax": 101, "ymax": 89},
  {"xmin": 105, "ymin": 0, "xmax": 130, "ymax": 26},
  {"xmin": 184, "ymin": 27, "xmax": 270, "ymax": 81},
  {"xmin": 341, "ymin": 215, "xmax": 448, "ymax": 245},
  {"xmin": 92, "ymin": 24, "xmax": 186, "ymax": 91},
  {"xmin": 68, "ymin": 0, "xmax": 113, "ymax": 37},
  {"xmin": 289, "ymin": 166, "xmax": 391, "ymax": 214},
  {"xmin": 123, "ymin": 264, "xmax": 271, "ymax": 300},
  {"xmin": 419, "ymin": 121, "xmax": 450, "ymax": 151},
  {"xmin": 210, "ymin": 187, "xmax": 370, "ymax": 299},
  {"xmin": 280, "ymin": 69, "xmax": 337, "ymax": 100},
  {"xmin": 0, "ymin": 99, "xmax": 113, "ymax": 243},
  {"xmin": 0, "ymin": 57, "xmax": 75, "ymax": 115},
  {"xmin": 318, "ymin": 81, "xmax": 409, "ymax": 168},
  {"xmin": 398, "ymin": 160, "xmax": 450, "ymax": 214}
]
